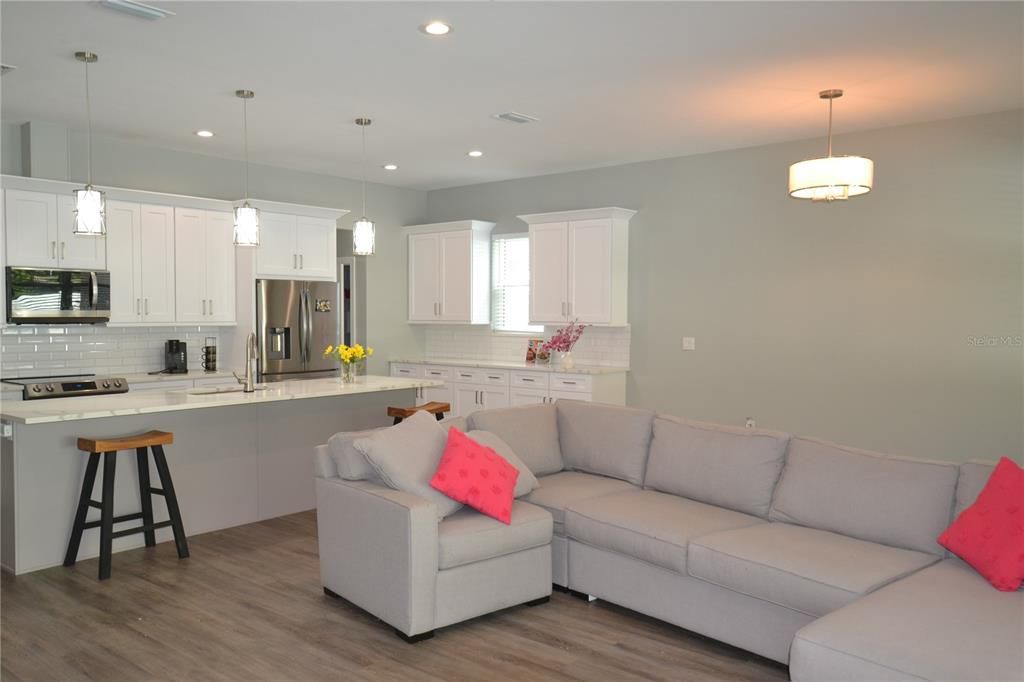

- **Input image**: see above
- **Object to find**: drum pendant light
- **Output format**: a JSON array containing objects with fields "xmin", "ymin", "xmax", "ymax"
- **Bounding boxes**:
[
  {"xmin": 789, "ymin": 89, "xmax": 874, "ymax": 202},
  {"xmin": 72, "ymin": 51, "xmax": 105, "ymax": 236},
  {"xmin": 233, "ymin": 89, "xmax": 260, "ymax": 246},
  {"xmin": 352, "ymin": 117, "xmax": 376, "ymax": 256}
]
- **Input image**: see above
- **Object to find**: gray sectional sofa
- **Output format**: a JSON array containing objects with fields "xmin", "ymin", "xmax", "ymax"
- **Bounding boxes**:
[{"xmin": 314, "ymin": 400, "xmax": 1024, "ymax": 680}]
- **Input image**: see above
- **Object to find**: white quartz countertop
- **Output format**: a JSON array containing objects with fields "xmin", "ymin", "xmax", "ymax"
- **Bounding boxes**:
[
  {"xmin": 122, "ymin": 371, "xmax": 239, "ymax": 384},
  {"xmin": 0, "ymin": 376, "xmax": 442, "ymax": 425},
  {"xmin": 390, "ymin": 358, "xmax": 629, "ymax": 375}
]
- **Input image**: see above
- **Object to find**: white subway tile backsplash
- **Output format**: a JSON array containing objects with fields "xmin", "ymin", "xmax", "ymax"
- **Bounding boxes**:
[
  {"xmin": 422, "ymin": 325, "xmax": 630, "ymax": 367},
  {"xmin": 0, "ymin": 325, "xmax": 221, "ymax": 378}
]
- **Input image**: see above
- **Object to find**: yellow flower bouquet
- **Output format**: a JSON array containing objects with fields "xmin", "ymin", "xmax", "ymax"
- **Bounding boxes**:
[{"xmin": 323, "ymin": 343, "xmax": 373, "ymax": 383}]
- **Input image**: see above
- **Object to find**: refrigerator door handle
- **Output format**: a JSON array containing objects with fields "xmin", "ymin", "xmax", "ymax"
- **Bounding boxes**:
[
  {"xmin": 303, "ymin": 288, "xmax": 313, "ymax": 366},
  {"xmin": 298, "ymin": 289, "xmax": 307, "ymax": 364}
]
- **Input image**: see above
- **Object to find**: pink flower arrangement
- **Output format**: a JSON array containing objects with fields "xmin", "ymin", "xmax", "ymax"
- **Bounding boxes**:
[{"xmin": 542, "ymin": 319, "xmax": 587, "ymax": 354}]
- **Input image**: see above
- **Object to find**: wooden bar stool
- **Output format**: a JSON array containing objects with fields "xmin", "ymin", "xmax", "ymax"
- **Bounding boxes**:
[
  {"xmin": 64, "ymin": 430, "xmax": 189, "ymax": 580},
  {"xmin": 387, "ymin": 401, "xmax": 450, "ymax": 425}
]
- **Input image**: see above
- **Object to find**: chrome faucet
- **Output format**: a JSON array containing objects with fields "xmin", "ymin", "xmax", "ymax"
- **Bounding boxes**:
[{"xmin": 234, "ymin": 332, "xmax": 258, "ymax": 393}]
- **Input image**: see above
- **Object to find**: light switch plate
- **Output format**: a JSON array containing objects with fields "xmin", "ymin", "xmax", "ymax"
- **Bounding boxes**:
[{"xmin": 682, "ymin": 337, "xmax": 696, "ymax": 351}]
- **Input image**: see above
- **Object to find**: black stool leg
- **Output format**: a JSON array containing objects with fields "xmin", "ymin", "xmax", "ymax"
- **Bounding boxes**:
[
  {"xmin": 393, "ymin": 416, "xmax": 403, "ymax": 425},
  {"xmin": 136, "ymin": 447, "xmax": 156, "ymax": 548},
  {"xmin": 151, "ymin": 445, "xmax": 189, "ymax": 559},
  {"xmin": 98, "ymin": 451, "xmax": 117, "ymax": 580},
  {"xmin": 434, "ymin": 412, "xmax": 444, "ymax": 421},
  {"xmin": 64, "ymin": 452, "xmax": 100, "ymax": 567}
]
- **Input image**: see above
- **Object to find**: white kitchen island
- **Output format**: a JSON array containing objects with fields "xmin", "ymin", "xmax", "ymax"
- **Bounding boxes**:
[{"xmin": 0, "ymin": 375, "xmax": 442, "ymax": 574}]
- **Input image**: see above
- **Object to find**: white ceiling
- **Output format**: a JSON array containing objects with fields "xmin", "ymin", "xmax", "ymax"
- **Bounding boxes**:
[{"xmin": 2, "ymin": 2, "xmax": 1021, "ymax": 191}]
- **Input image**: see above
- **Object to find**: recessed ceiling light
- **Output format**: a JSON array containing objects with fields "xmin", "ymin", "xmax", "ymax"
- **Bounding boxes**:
[
  {"xmin": 382, "ymin": 164, "xmax": 399, "ymax": 171},
  {"xmin": 421, "ymin": 20, "xmax": 452, "ymax": 36},
  {"xmin": 195, "ymin": 130, "xmax": 215, "ymax": 138},
  {"xmin": 467, "ymin": 150, "xmax": 483, "ymax": 158}
]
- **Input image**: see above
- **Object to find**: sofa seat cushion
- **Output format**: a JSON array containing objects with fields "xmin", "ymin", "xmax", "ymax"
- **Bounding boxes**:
[
  {"xmin": 688, "ymin": 523, "xmax": 939, "ymax": 618},
  {"xmin": 523, "ymin": 471, "xmax": 637, "ymax": 535},
  {"xmin": 438, "ymin": 500, "xmax": 553, "ymax": 570},
  {"xmin": 564, "ymin": 490, "xmax": 765, "ymax": 576},
  {"xmin": 790, "ymin": 559, "xmax": 1024, "ymax": 682}
]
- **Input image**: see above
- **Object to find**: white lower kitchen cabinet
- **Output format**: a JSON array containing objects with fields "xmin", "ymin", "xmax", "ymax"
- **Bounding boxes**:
[
  {"xmin": 390, "ymin": 361, "xmax": 626, "ymax": 418},
  {"xmin": 509, "ymin": 387, "xmax": 549, "ymax": 406},
  {"xmin": 419, "ymin": 383, "xmax": 454, "ymax": 407}
]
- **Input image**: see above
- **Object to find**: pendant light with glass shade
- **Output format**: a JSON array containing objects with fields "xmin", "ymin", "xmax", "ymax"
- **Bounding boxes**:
[
  {"xmin": 789, "ymin": 89, "xmax": 874, "ymax": 202},
  {"xmin": 232, "ymin": 89, "xmax": 260, "ymax": 246},
  {"xmin": 72, "ymin": 51, "xmax": 105, "ymax": 236},
  {"xmin": 352, "ymin": 117, "xmax": 375, "ymax": 256}
]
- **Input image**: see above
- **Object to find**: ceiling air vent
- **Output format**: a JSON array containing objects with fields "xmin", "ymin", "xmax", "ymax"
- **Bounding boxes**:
[{"xmin": 492, "ymin": 111, "xmax": 539, "ymax": 124}]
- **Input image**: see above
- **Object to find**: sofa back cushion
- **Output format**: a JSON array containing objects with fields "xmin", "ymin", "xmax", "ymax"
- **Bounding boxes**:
[
  {"xmin": 769, "ymin": 436, "xmax": 958, "ymax": 555},
  {"xmin": 328, "ymin": 427, "xmax": 386, "ymax": 480},
  {"xmin": 556, "ymin": 400, "xmax": 655, "ymax": 486},
  {"xmin": 354, "ymin": 410, "xmax": 463, "ymax": 519},
  {"xmin": 954, "ymin": 460, "xmax": 998, "ymax": 517},
  {"xmin": 644, "ymin": 415, "xmax": 790, "ymax": 518},
  {"xmin": 465, "ymin": 430, "xmax": 541, "ymax": 498},
  {"xmin": 468, "ymin": 404, "xmax": 564, "ymax": 476}
]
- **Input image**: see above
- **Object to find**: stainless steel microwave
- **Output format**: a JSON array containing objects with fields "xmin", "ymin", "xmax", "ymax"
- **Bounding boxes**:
[{"xmin": 5, "ymin": 267, "xmax": 111, "ymax": 324}]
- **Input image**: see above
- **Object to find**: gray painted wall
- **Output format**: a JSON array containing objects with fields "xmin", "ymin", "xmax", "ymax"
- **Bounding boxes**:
[
  {"xmin": 2, "ymin": 123, "xmax": 428, "ymax": 374},
  {"xmin": 427, "ymin": 110, "xmax": 1024, "ymax": 463}
]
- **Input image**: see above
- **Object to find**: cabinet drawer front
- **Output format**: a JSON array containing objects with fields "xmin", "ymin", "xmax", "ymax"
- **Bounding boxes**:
[
  {"xmin": 390, "ymin": 363, "xmax": 421, "ymax": 378},
  {"xmin": 478, "ymin": 369, "xmax": 509, "ymax": 385},
  {"xmin": 452, "ymin": 368, "xmax": 482, "ymax": 383},
  {"xmin": 551, "ymin": 373, "xmax": 592, "ymax": 393},
  {"xmin": 511, "ymin": 371, "xmax": 550, "ymax": 389},
  {"xmin": 421, "ymin": 366, "xmax": 451, "ymax": 380}
]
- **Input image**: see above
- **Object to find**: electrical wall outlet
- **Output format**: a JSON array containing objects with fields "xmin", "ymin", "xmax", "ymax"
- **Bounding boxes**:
[
  {"xmin": 745, "ymin": 418, "xmax": 756, "ymax": 429},
  {"xmin": 682, "ymin": 337, "xmax": 696, "ymax": 351}
]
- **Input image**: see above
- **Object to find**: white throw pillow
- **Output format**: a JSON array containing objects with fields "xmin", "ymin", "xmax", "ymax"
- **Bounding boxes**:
[
  {"xmin": 354, "ymin": 410, "xmax": 462, "ymax": 519},
  {"xmin": 465, "ymin": 429, "xmax": 541, "ymax": 498}
]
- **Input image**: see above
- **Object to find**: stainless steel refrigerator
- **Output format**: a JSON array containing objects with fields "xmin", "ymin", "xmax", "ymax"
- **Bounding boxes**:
[{"xmin": 256, "ymin": 279, "xmax": 339, "ymax": 382}]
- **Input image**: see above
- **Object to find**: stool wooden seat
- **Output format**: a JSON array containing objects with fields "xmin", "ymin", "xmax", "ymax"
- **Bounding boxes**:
[
  {"xmin": 65, "ymin": 429, "xmax": 189, "ymax": 580},
  {"xmin": 387, "ymin": 401, "xmax": 450, "ymax": 425},
  {"xmin": 77, "ymin": 429, "xmax": 173, "ymax": 454}
]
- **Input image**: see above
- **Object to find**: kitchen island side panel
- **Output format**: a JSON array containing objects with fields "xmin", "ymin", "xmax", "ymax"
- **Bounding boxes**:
[{"xmin": 5, "ymin": 389, "xmax": 411, "ymax": 574}]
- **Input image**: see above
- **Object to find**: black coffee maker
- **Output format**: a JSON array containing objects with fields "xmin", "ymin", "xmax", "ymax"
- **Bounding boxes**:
[{"xmin": 164, "ymin": 340, "xmax": 188, "ymax": 374}]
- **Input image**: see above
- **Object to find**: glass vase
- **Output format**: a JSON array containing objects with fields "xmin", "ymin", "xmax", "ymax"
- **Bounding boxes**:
[
  {"xmin": 559, "ymin": 351, "xmax": 575, "ymax": 370},
  {"xmin": 341, "ymin": 363, "xmax": 355, "ymax": 384}
]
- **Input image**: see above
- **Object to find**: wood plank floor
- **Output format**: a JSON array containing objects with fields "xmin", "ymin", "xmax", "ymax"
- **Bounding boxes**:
[{"xmin": 1, "ymin": 511, "xmax": 789, "ymax": 681}]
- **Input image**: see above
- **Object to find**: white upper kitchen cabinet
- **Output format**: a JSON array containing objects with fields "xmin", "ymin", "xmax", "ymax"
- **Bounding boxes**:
[
  {"xmin": 404, "ymin": 220, "xmax": 494, "ymax": 324},
  {"xmin": 174, "ymin": 208, "xmax": 236, "ymax": 324},
  {"xmin": 4, "ymin": 189, "xmax": 106, "ymax": 270},
  {"xmin": 519, "ymin": 207, "xmax": 635, "ymax": 326},
  {"xmin": 106, "ymin": 201, "xmax": 175, "ymax": 324},
  {"xmin": 253, "ymin": 202, "xmax": 346, "ymax": 282}
]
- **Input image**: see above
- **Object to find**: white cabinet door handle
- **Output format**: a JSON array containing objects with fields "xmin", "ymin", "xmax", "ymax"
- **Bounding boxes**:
[
  {"xmin": 60, "ymin": 242, "xmax": 66, "ymax": 260},
  {"xmin": 293, "ymin": 254, "xmax": 298, "ymax": 269},
  {"xmin": 144, "ymin": 298, "xmax": 149, "ymax": 315},
  {"xmin": 299, "ymin": 254, "xmax": 304, "ymax": 269},
  {"xmin": 51, "ymin": 241, "xmax": 57, "ymax": 259},
  {"xmin": 202, "ymin": 299, "xmax": 207, "ymax": 316},
  {"xmin": 209, "ymin": 299, "xmax": 213, "ymax": 316},
  {"xmin": 136, "ymin": 298, "xmax": 141, "ymax": 315},
  {"xmin": 568, "ymin": 302, "xmax": 572, "ymax": 317}
]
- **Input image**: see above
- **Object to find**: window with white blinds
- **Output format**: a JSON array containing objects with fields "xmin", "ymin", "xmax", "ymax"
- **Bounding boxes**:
[{"xmin": 491, "ymin": 235, "xmax": 543, "ymax": 333}]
